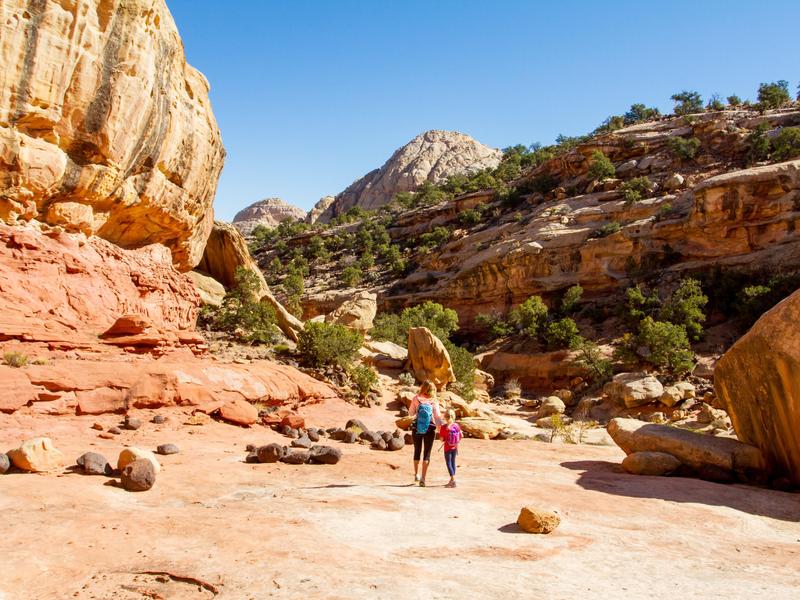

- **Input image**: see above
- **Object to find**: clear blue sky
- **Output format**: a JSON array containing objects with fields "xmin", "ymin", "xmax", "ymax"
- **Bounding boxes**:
[{"xmin": 167, "ymin": 0, "xmax": 799, "ymax": 220}]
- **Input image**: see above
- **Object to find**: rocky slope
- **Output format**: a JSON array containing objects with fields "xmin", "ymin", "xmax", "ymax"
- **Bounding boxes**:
[
  {"xmin": 233, "ymin": 197, "xmax": 305, "ymax": 237},
  {"xmin": 316, "ymin": 130, "xmax": 502, "ymax": 222},
  {"xmin": 0, "ymin": 0, "xmax": 225, "ymax": 271}
]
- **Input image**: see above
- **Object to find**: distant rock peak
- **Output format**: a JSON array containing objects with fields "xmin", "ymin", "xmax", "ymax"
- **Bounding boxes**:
[{"xmin": 232, "ymin": 198, "xmax": 305, "ymax": 236}]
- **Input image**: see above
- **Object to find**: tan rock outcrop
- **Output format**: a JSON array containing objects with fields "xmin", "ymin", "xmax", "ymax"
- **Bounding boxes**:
[
  {"xmin": 715, "ymin": 289, "xmax": 800, "ymax": 485},
  {"xmin": 197, "ymin": 221, "xmax": 303, "ymax": 340},
  {"xmin": 604, "ymin": 373, "xmax": 664, "ymax": 408},
  {"xmin": 407, "ymin": 327, "xmax": 455, "ymax": 389},
  {"xmin": 306, "ymin": 196, "xmax": 335, "ymax": 224},
  {"xmin": 0, "ymin": 0, "xmax": 225, "ymax": 270},
  {"xmin": 233, "ymin": 198, "xmax": 305, "ymax": 237},
  {"xmin": 187, "ymin": 271, "xmax": 226, "ymax": 307},
  {"xmin": 319, "ymin": 130, "xmax": 502, "ymax": 222},
  {"xmin": 325, "ymin": 291, "xmax": 377, "ymax": 333}
]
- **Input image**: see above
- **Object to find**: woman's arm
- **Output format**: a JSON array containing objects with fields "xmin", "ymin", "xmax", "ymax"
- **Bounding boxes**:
[
  {"xmin": 408, "ymin": 396, "xmax": 419, "ymax": 418},
  {"xmin": 432, "ymin": 401, "xmax": 444, "ymax": 426}
]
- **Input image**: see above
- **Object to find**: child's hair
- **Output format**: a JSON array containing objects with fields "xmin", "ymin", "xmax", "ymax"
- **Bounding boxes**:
[
  {"xmin": 446, "ymin": 409, "xmax": 456, "ymax": 424},
  {"xmin": 419, "ymin": 380, "xmax": 436, "ymax": 398}
]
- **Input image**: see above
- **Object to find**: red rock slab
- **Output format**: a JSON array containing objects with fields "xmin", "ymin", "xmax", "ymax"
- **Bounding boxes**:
[
  {"xmin": 76, "ymin": 387, "xmax": 127, "ymax": 415},
  {"xmin": 101, "ymin": 315, "xmax": 154, "ymax": 338},
  {"xmin": 281, "ymin": 414, "xmax": 306, "ymax": 429},
  {"xmin": 0, "ymin": 366, "xmax": 37, "ymax": 412},
  {"xmin": 218, "ymin": 395, "xmax": 258, "ymax": 427}
]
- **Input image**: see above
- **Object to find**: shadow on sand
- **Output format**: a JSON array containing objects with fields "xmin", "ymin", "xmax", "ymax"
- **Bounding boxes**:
[
  {"xmin": 561, "ymin": 459, "xmax": 800, "ymax": 522},
  {"xmin": 497, "ymin": 522, "xmax": 527, "ymax": 534}
]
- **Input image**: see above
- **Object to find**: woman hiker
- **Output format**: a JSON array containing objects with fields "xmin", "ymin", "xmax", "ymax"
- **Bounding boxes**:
[{"xmin": 408, "ymin": 380, "xmax": 444, "ymax": 487}]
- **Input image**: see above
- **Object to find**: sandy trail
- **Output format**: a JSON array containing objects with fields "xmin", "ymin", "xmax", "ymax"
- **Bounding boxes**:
[{"xmin": 1, "ymin": 400, "xmax": 799, "ymax": 599}]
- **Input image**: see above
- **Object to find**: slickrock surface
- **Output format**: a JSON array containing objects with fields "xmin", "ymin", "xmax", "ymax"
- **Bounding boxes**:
[
  {"xmin": 716, "ymin": 289, "xmax": 800, "ymax": 485},
  {"xmin": 1, "ymin": 401, "xmax": 798, "ymax": 599},
  {"xmin": 0, "ymin": 0, "xmax": 225, "ymax": 270},
  {"xmin": 319, "ymin": 130, "xmax": 502, "ymax": 222},
  {"xmin": 232, "ymin": 198, "xmax": 306, "ymax": 237}
]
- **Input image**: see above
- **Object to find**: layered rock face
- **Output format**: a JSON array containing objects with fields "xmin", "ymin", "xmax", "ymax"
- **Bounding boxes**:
[
  {"xmin": 0, "ymin": 0, "xmax": 225, "ymax": 271},
  {"xmin": 232, "ymin": 198, "xmax": 305, "ymax": 237},
  {"xmin": 318, "ymin": 130, "xmax": 502, "ymax": 222},
  {"xmin": 715, "ymin": 290, "xmax": 800, "ymax": 485},
  {"xmin": 306, "ymin": 195, "xmax": 335, "ymax": 224}
]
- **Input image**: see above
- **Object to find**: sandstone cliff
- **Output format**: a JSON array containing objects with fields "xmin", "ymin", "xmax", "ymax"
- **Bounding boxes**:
[
  {"xmin": 318, "ymin": 130, "xmax": 502, "ymax": 222},
  {"xmin": 233, "ymin": 198, "xmax": 305, "ymax": 237},
  {"xmin": 0, "ymin": 0, "xmax": 225, "ymax": 271}
]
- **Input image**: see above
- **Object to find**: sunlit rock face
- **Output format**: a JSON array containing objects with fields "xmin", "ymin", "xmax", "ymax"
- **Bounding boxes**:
[{"xmin": 0, "ymin": 0, "xmax": 225, "ymax": 270}]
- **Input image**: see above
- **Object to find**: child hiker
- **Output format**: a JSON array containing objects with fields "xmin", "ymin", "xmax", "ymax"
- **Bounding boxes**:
[{"xmin": 439, "ymin": 409, "xmax": 462, "ymax": 488}]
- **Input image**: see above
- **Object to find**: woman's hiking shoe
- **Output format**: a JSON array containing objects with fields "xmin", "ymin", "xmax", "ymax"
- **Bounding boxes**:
[
  {"xmin": 419, "ymin": 480, "xmax": 426, "ymax": 487},
  {"xmin": 414, "ymin": 475, "xmax": 420, "ymax": 483}
]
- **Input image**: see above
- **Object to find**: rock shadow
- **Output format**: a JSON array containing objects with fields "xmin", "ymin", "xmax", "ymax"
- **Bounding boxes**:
[
  {"xmin": 497, "ymin": 522, "xmax": 526, "ymax": 534},
  {"xmin": 561, "ymin": 460, "xmax": 800, "ymax": 522}
]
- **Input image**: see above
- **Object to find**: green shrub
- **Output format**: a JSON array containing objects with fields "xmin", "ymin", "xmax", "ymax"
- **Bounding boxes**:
[
  {"xmin": 624, "ymin": 104, "xmax": 660, "ymax": 125},
  {"xmin": 667, "ymin": 136, "xmax": 701, "ymax": 161},
  {"xmin": 349, "ymin": 364, "xmax": 378, "ymax": 399},
  {"xmin": 636, "ymin": 317, "xmax": 695, "ymax": 374},
  {"xmin": 595, "ymin": 115, "xmax": 626, "ymax": 135},
  {"xmin": 706, "ymin": 94, "xmax": 725, "ymax": 111},
  {"xmin": 341, "ymin": 265, "xmax": 363, "ymax": 287},
  {"xmin": 625, "ymin": 284, "xmax": 661, "ymax": 324},
  {"xmin": 203, "ymin": 267, "xmax": 282, "ymax": 345},
  {"xmin": 529, "ymin": 174, "xmax": 559, "ymax": 194},
  {"xmin": 306, "ymin": 236, "xmax": 330, "ymax": 262},
  {"xmin": 771, "ymin": 127, "xmax": 800, "ymax": 161},
  {"xmin": 738, "ymin": 284, "xmax": 772, "ymax": 324},
  {"xmin": 3, "ymin": 351, "xmax": 28, "ymax": 368},
  {"xmin": 757, "ymin": 81, "xmax": 791, "ymax": 110},
  {"xmin": 655, "ymin": 202, "xmax": 674, "ymax": 222},
  {"xmin": 620, "ymin": 176, "xmax": 652, "ymax": 204},
  {"xmin": 560, "ymin": 285, "xmax": 583, "ymax": 314},
  {"xmin": 659, "ymin": 277, "xmax": 708, "ymax": 341},
  {"xmin": 419, "ymin": 226, "xmax": 451, "ymax": 250},
  {"xmin": 509, "ymin": 295, "xmax": 549, "ymax": 337},
  {"xmin": 444, "ymin": 340, "xmax": 476, "ymax": 401},
  {"xmin": 543, "ymin": 317, "xmax": 581, "ymax": 350},
  {"xmin": 671, "ymin": 91, "xmax": 703, "ymax": 115},
  {"xmin": 587, "ymin": 150, "xmax": 616, "ymax": 181},
  {"xmin": 358, "ymin": 251, "xmax": 375, "ymax": 270},
  {"xmin": 297, "ymin": 322, "xmax": 363, "ymax": 368},
  {"xmin": 283, "ymin": 269, "xmax": 305, "ymax": 318},
  {"xmin": 371, "ymin": 301, "xmax": 459, "ymax": 347},
  {"xmin": 590, "ymin": 221, "xmax": 621, "ymax": 239},
  {"xmin": 571, "ymin": 338, "xmax": 612, "ymax": 384},
  {"xmin": 727, "ymin": 95, "xmax": 742, "ymax": 107},
  {"xmin": 745, "ymin": 123, "xmax": 772, "ymax": 164},
  {"xmin": 458, "ymin": 208, "xmax": 482, "ymax": 226},
  {"xmin": 475, "ymin": 311, "xmax": 514, "ymax": 340}
]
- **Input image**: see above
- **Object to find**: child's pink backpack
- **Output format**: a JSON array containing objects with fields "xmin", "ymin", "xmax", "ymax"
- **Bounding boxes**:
[{"xmin": 447, "ymin": 423, "xmax": 463, "ymax": 447}]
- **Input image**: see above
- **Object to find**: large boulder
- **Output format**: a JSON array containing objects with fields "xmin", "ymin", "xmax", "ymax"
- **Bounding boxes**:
[
  {"xmin": 120, "ymin": 458, "xmax": 156, "ymax": 492},
  {"xmin": 326, "ymin": 291, "xmax": 377, "ymax": 333},
  {"xmin": 7, "ymin": 437, "xmax": 64, "ymax": 472},
  {"xmin": 0, "ymin": 0, "xmax": 224, "ymax": 270},
  {"xmin": 218, "ymin": 396, "xmax": 258, "ymax": 427},
  {"xmin": 187, "ymin": 271, "xmax": 226, "ymax": 307},
  {"xmin": 117, "ymin": 447, "xmax": 161, "ymax": 475},
  {"xmin": 715, "ymin": 289, "xmax": 800, "ymax": 485},
  {"xmin": 607, "ymin": 418, "xmax": 767, "ymax": 480},
  {"xmin": 517, "ymin": 507, "xmax": 560, "ymax": 534},
  {"xmin": 621, "ymin": 451, "xmax": 681, "ymax": 476},
  {"xmin": 407, "ymin": 327, "xmax": 455, "ymax": 388},
  {"xmin": 603, "ymin": 373, "xmax": 664, "ymax": 408},
  {"xmin": 457, "ymin": 417, "xmax": 505, "ymax": 440}
]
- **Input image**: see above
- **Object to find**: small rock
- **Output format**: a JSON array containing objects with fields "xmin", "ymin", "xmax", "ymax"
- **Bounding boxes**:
[
  {"xmin": 663, "ymin": 172, "xmax": 685, "ymax": 191},
  {"xmin": 342, "ymin": 431, "xmax": 357, "ymax": 444},
  {"xmin": 98, "ymin": 433, "xmax": 115, "ymax": 440},
  {"xmin": 697, "ymin": 403, "xmax": 727, "ymax": 424},
  {"xmin": 246, "ymin": 443, "xmax": 257, "ymax": 452},
  {"xmin": 7, "ymin": 437, "xmax": 65, "ymax": 472},
  {"xmin": 308, "ymin": 445, "xmax": 342, "ymax": 465},
  {"xmin": 108, "ymin": 426, "xmax": 122, "ymax": 435},
  {"xmin": 123, "ymin": 416, "xmax": 142, "ymax": 430},
  {"xmin": 91, "ymin": 422, "xmax": 104, "ymax": 431},
  {"xmin": 622, "ymin": 451, "xmax": 681, "ymax": 476},
  {"xmin": 117, "ymin": 447, "xmax": 161, "ymax": 474},
  {"xmin": 345, "ymin": 418, "xmax": 368, "ymax": 434},
  {"xmin": 307, "ymin": 429, "xmax": 320, "ymax": 442},
  {"xmin": 360, "ymin": 431, "xmax": 382, "ymax": 444},
  {"xmin": 120, "ymin": 459, "xmax": 156, "ymax": 491},
  {"xmin": 151, "ymin": 415, "xmax": 167, "ymax": 424},
  {"xmin": 387, "ymin": 437, "xmax": 404, "ymax": 451},
  {"xmin": 288, "ymin": 428, "xmax": 300, "ymax": 439},
  {"xmin": 372, "ymin": 439, "xmax": 388, "ymax": 451},
  {"xmin": 517, "ymin": 507, "xmax": 560, "ymax": 534},
  {"xmin": 76, "ymin": 452, "xmax": 112, "ymax": 476},
  {"xmin": 291, "ymin": 435, "xmax": 313, "ymax": 449},
  {"xmin": 537, "ymin": 396, "xmax": 566, "ymax": 419},
  {"xmin": 533, "ymin": 433, "xmax": 551, "ymax": 443},
  {"xmin": 156, "ymin": 444, "xmax": 179, "ymax": 455},
  {"xmin": 0, "ymin": 453, "xmax": 10, "ymax": 474},
  {"xmin": 329, "ymin": 428, "xmax": 346, "ymax": 441},
  {"xmin": 495, "ymin": 429, "xmax": 511, "ymax": 440},
  {"xmin": 280, "ymin": 450, "xmax": 311, "ymax": 465},
  {"xmin": 648, "ymin": 412, "xmax": 667, "ymax": 424},
  {"xmin": 380, "ymin": 431, "xmax": 393, "ymax": 443},
  {"xmin": 257, "ymin": 443, "xmax": 285, "ymax": 463},
  {"xmin": 245, "ymin": 452, "xmax": 260, "ymax": 463}
]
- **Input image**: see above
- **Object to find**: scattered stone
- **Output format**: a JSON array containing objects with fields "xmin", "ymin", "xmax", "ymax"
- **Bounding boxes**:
[
  {"xmin": 98, "ymin": 433, "xmax": 115, "ymax": 440},
  {"xmin": 372, "ymin": 439, "xmax": 388, "ymax": 451},
  {"xmin": 152, "ymin": 415, "xmax": 167, "ymax": 424},
  {"xmin": 307, "ymin": 429, "xmax": 320, "ymax": 442},
  {"xmin": 663, "ymin": 172, "xmax": 685, "ymax": 191},
  {"xmin": 308, "ymin": 445, "xmax": 342, "ymax": 465},
  {"xmin": 0, "ymin": 453, "xmax": 10, "ymax": 474},
  {"xmin": 345, "ymin": 419, "xmax": 368, "ymax": 434},
  {"xmin": 117, "ymin": 447, "xmax": 161, "ymax": 474},
  {"xmin": 280, "ymin": 450, "xmax": 311, "ymax": 465},
  {"xmin": 120, "ymin": 458, "xmax": 156, "ymax": 492},
  {"xmin": 537, "ymin": 396, "xmax": 566, "ymax": 419},
  {"xmin": 91, "ymin": 422, "xmax": 104, "ymax": 431},
  {"xmin": 697, "ymin": 403, "xmax": 728, "ymax": 424},
  {"xmin": 8, "ymin": 437, "xmax": 65, "ymax": 472},
  {"xmin": 156, "ymin": 444, "xmax": 179, "ymax": 456},
  {"xmin": 245, "ymin": 452, "xmax": 260, "ymax": 463},
  {"xmin": 246, "ymin": 443, "xmax": 256, "ymax": 452},
  {"xmin": 288, "ymin": 428, "xmax": 300, "ymax": 439},
  {"xmin": 76, "ymin": 452, "xmax": 112, "ymax": 476},
  {"xmin": 380, "ymin": 431, "xmax": 393, "ymax": 443},
  {"xmin": 123, "ymin": 416, "xmax": 142, "ymax": 430},
  {"xmin": 622, "ymin": 451, "xmax": 681, "ymax": 476},
  {"xmin": 291, "ymin": 435, "xmax": 313, "ymax": 449},
  {"xmin": 517, "ymin": 507, "xmax": 560, "ymax": 534},
  {"xmin": 495, "ymin": 430, "xmax": 511, "ymax": 440},
  {"xmin": 674, "ymin": 381, "xmax": 696, "ymax": 399},
  {"xmin": 360, "ymin": 431, "xmax": 382, "ymax": 444},
  {"xmin": 535, "ymin": 415, "xmax": 572, "ymax": 429},
  {"xmin": 329, "ymin": 428, "xmax": 346, "ymax": 441},
  {"xmin": 659, "ymin": 386, "xmax": 683, "ymax": 408},
  {"xmin": 604, "ymin": 372, "xmax": 664, "ymax": 408},
  {"xmin": 108, "ymin": 426, "xmax": 122, "ymax": 435},
  {"xmin": 387, "ymin": 437, "xmax": 405, "ymax": 451},
  {"xmin": 281, "ymin": 415, "xmax": 305, "ymax": 430},
  {"xmin": 648, "ymin": 412, "xmax": 667, "ymax": 424},
  {"xmin": 533, "ymin": 433, "xmax": 551, "ymax": 443},
  {"xmin": 257, "ymin": 443, "xmax": 285, "ymax": 463}
]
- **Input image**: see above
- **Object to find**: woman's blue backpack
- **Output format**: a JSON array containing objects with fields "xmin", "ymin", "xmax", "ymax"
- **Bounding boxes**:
[{"xmin": 415, "ymin": 403, "xmax": 433, "ymax": 434}]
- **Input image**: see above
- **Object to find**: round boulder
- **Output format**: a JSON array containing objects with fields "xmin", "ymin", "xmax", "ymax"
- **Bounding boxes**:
[
  {"xmin": 257, "ymin": 443, "xmax": 285, "ymax": 463},
  {"xmin": 387, "ymin": 437, "xmax": 405, "ymax": 451},
  {"xmin": 0, "ymin": 453, "xmax": 11, "ymax": 474},
  {"xmin": 342, "ymin": 431, "xmax": 357, "ymax": 444},
  {"xmin": 622, "ymin": 451, "xmax": 681, "ymax": 476},
  {"xmin": 517, "ymin": 507, "xmax": 560, "ymax": 534},
  {"xmin": 76, "ymin": 452, "xmax": 112, "ymax": 476},
  {"xmin": 120, "ymin": 458, "xmax": 156, "ymax": 492},
  {"xmin": 537, "ymin": 397, "xmax": 566, "ymax": 419},
  {"xmin": 117, "ymin": 447, "xmax": 161, "ymax": 474},
  {"xmin": 280, "ymin": 450, "xmax": 311, "ymax": 465},
  {"xmin": 156, "ymin": 444, "xmax": 180, "ymax": 456},
  {"xmin": 122, "ymin": 416, "xmax": 142, "ymax": 430},
  {"xmin": 309, "ymin": 445, "xmax": 342, "ymax": 465},
  {"xmin": 291, "ymin": 435, "xmax": 313, "ymax": 449}
]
